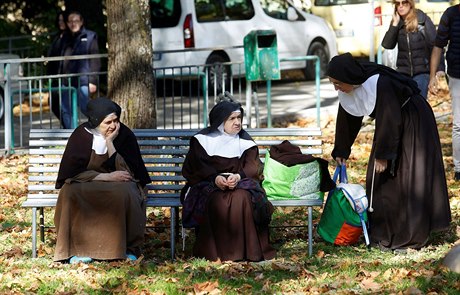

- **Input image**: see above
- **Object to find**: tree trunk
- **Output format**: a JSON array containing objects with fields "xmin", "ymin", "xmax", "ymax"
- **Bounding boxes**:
[{"xmin": 106, "ymin": 0, "xmax": 156, "ymax": 128}]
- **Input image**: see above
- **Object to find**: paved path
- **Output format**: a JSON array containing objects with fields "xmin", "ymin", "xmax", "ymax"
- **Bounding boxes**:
[{"xmin": 241, "ymin": 78, "xmax": 338, "ymax": 128}]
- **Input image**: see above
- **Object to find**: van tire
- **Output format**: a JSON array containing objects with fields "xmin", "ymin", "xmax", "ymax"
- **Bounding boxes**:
[
  {"xmin": 205, "ymin": 53, "xmax": 231, "ymax": 95},
  {"xmin": 305, "ymin": 41, "xmax": 329, "ymax": 80}
]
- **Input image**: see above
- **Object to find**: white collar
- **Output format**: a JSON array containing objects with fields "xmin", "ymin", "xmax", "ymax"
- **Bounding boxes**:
[
  {"xmin": 339, "ymin": 74, "xmax": 379, "ymax": 117},
  {"xmin": 194, "ymin": 130, "xmax": 255, "ymax": 158},
  {"xmin": 85, "ymin": 127, "xmax": 108, "ymax": 155}
]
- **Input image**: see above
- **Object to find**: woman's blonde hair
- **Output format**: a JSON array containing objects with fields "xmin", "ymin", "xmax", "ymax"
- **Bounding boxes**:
[{"xmin": 402, "ymin": 0, "xmax": 418, "ymax": 32}]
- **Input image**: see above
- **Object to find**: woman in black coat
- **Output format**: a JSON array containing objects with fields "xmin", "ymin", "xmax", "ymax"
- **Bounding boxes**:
[{"xmin": 381, "ymin": 0, "xmax": 444, "ymax": 98}]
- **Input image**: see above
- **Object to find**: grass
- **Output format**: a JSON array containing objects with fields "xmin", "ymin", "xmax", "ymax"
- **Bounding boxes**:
[{"xmin": 1, "ymin": 80, "xmax": 460, "ymax": 294}]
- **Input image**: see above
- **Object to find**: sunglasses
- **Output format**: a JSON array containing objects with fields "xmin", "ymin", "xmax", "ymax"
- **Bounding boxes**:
[{"xmin": 394, "ymin": 0, "xmax": 409, "ymax": 6}]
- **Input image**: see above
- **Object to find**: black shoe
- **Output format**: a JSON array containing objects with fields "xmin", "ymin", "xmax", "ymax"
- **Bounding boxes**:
[
  {"xmin": 378, "ymin": 243, "xmax": 392, "ymax": 253},
  {"xmin": 455, "ymin": 172, "xmax": 460, "ymax": 181},
  {"xmin": 393, "ymin": 248, "xmax": 407, "ymax": 255}
]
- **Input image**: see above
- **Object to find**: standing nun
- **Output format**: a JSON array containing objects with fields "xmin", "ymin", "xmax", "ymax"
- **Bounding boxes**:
[{"xmin": 327, "ymin": 53, "xmax": 451, "ymax": 252}]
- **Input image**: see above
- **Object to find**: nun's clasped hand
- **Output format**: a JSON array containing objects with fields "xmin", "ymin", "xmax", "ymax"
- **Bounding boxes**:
[{"xmin": 215, "ymin": 173, "xmax": 241, "ymax": 190}]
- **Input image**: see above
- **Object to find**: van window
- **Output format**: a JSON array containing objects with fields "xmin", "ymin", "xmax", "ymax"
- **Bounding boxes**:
[
  {"xmin": 150, "ymin": 0, "xmax": 182, "ymax": 28},
  {"xmin": 195, "ymin": 0, "xmax": 226, "ymax": 21},
  {"xmin": 314, "ymin": 0, "xmax": 369, "ymax": 6},
  {"xmin": 224, "ymin": 0, "xmax": 255, "ymax": 20},
  {"xmin": 195, "ymin": 0, "xmax": 255, "ymax": 22},
  {"xmin": 261, "ymin": 0, "xmax": 305, "ymax": 21}
]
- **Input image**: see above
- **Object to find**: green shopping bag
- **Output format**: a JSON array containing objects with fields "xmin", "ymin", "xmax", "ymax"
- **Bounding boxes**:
[
  {"xmin": 317, "ymin": 165, "xmax": 368, "ymax": 246},
  {"xmin": 262, "ymin": 152, "xmax": 324, "ymax": 200}
]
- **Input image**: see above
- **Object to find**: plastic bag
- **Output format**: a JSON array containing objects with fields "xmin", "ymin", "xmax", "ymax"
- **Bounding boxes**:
[
  {"xmin": 317, "ymin": 165, "xmax": 369, "ymax": 246},
  {"xmin": 262, "ymin": 152, "xmax": 323, "ymax": 200}
]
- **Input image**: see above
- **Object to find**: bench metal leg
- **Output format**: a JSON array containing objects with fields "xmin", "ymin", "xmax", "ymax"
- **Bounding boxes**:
[
  {"xmin": 170, "ymin": 207, "xmax": 176, "ymax": 260},
  {"xmin": 32, "ymin": 208, "xmax": 37, "ymax": 258},
  {"xmin": 308, "ymin": 206, "xmax": 313, "ymax": 257},
  {"xmin": 39, "ymin": 207, "xmax": 45, "ymax": 243}
]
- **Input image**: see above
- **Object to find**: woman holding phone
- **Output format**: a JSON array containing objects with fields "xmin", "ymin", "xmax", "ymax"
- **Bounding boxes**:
[{"xmin": 381, "ymin": 0, "xmax": 443, "ymax": 99}]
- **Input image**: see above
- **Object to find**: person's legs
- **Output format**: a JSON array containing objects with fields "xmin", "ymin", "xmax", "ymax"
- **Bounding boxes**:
[
  {"xmin": 60, "ymin": 90, "xmax": 72, "ymax": 129},
  {"xmin": 412, "ymin": 73, "xmax": 429, "ymax": 99},
  {"xmin": 449, "ymin": 77, "xmax": 460, "ymax": 176},
  {"xmin": 78, "ymin": 85, "xmax": 90, "ymax": 117},
  {"xmin": 50, "ymin": 91, "xmax": 61, "ymax": 120}
]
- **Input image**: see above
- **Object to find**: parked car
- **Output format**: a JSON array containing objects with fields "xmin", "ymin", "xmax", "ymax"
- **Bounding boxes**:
[
  {"xmin": 310, "ymin": 0, "xmax": 455, "ymax": 58},
  {"xmin": 0, "ymin": 53, "xmax": 23, "ymax": 121},
  {"xmin": 150, "ymin": 0, "xmax": 338, "ymax": 90}
]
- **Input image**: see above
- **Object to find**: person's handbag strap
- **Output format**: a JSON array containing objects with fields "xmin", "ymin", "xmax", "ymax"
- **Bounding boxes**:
[{"xmin": 332, "ymin": 164, "xmax": 348, "ymax": 184}]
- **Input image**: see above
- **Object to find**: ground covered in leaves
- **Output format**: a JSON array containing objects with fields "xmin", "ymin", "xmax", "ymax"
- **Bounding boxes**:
[{"xmin": 1, "ymin": 78, "xmax": 459, "ymax": 294}]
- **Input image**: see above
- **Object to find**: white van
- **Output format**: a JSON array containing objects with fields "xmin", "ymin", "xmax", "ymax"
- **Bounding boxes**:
[{"xmin": 150, "ymin": 0, "xmax": 338, "ymax": 89}]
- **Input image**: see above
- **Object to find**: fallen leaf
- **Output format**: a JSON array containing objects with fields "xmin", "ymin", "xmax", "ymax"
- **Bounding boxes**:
[
  {"xmin": 360, "ymin": 277, "xmax": 382, "ymax": 291},
  {"xmin": 194, "ymin": 281, "xmax": 219, "ymax": 294},
  {"xmin": 316, "ymin": 250, "xmax": 325, "ymax": 259}
]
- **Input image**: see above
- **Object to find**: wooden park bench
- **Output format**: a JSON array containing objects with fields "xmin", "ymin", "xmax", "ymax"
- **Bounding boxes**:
[{"xmin": 22, "ymin": 127, "xmax": 324, "ymax": 259}]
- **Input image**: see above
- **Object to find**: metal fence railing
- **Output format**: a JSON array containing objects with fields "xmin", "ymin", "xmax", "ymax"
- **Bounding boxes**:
[
  {"xmin": 0, "ymin": 54, "xmax": 251, "ymax": 153},
  {"xmin": 1, "ymin": 52, "xmax": 323, "ymax": 154}
]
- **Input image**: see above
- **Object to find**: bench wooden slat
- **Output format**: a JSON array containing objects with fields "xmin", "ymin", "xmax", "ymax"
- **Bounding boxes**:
[
  {"xmin": 146, "ymin": 168, "xmax": 184, "ymax": 173},
  {"xmin": 259, "ymin": 148, "xmax": 322, "ymax": 155},
  {"xmin": 28, "ymin": 130, "xmax": 74, "ymax": 136},
  {"xmin": 149, "ymin": 184, "xmax": 185, "ymax": 190},
  {"xmin": 28, "ymin": 184, "xmax": 57, "ymax": 190},
  {"xmin": 141, "ymin": 149, "xmax": 189, "ymax": 155},
  {"xmin": 29, "ymin": 140, "xmax": 70, "ymax": 146},
  {"xmin": 29, "ymin": 167, "xmax": 60, "ymax": 173},
  {"xmin": 146, "ymin": 200, "xmax": 182, "ymax": 207},
  {"xmin": 28, "ymin": 158, "xmax": 63, "ymax": 164},
  {"xmin": 133, "ymin": 129, "xmax": 200, "ymax": 136},
  {"xmin": 142, "ymin": 158, "xmax": 185, "ymax": 164},
  {"xmin": 248, "ymin": 128, "xmax": 321, "ymax": 136},
  {"xmin": 29, "ymin": 149, "xmax": 65, "ymax": 155},
  {"xmin": 270, "ymin": 199, "xmax": 324, "ymax": 206},
  {"xmin": 28, "ymin": 176, "xmax": 57, "ymax": 182},
  {"xmin": 255, "ymin": 139, "xmax": 321, "ymax": 145},
  {"xmin": 137, "ymin": 139, "xmax": 191, "ymax": 145},
  {"xmin": 147, "ymin": 194, "xmax": 181, "ymax": 199},
  {"xmin": 150, "ymin": 176, "xmax": 185, "ymax": 182},
  {"xmin": 24, "ymin": 194, "xmax": 58, "ymax": 199},
  {"xmin": 22, "ymin": 200, "xmax": 60, "ymax": 207}
]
